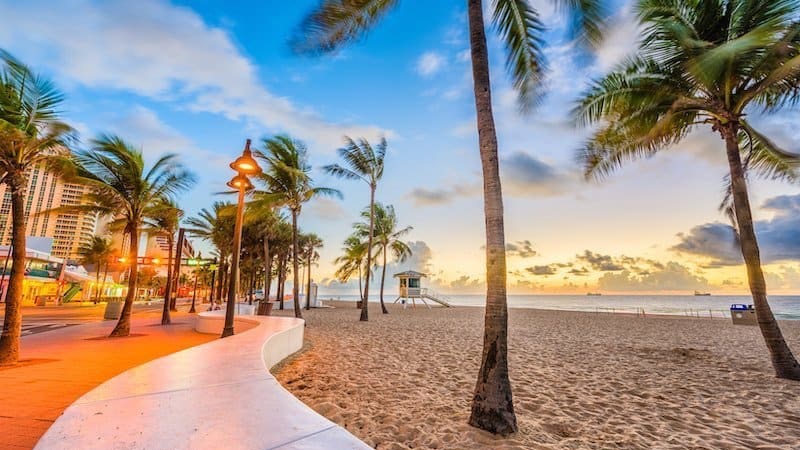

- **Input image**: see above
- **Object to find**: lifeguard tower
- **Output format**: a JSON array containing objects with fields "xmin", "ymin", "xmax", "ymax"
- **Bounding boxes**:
[{"xmin": 393, "ymin": 270, "xmax": 451, "ymax": 308}]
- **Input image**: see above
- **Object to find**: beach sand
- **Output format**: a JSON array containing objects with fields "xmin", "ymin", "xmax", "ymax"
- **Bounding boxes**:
[{"xmin": 274, "ymin": 301, "xmax": 800, "ymax": 449}]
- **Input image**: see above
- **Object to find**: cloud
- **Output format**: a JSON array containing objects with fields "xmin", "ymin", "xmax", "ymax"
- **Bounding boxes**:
[
  {"xmin": 506, "ymin": 240, "xmax": 537, "ymax": 258},
  {"xmin": 597, "ymin": 262, "xmax": 710, "ymax": 292},
  {"xmin": 500, "ymin": 152, "xmax": 572, "ymax": 196},
  {"xmin": 576, "ymin": 250, "xmax": 625, "ymax": 271},
  {"xmin": 407, "ymin": 184, "xmax": 477, "ymax": 206},
  {"xmin": 593, "ymin": 4, "xmax": 641, "ymax": 72},
  {"xmin": 0, "ymin": 0, "xmax": 392, "ymax": 147},
  {"xmin": 672, "ymin": 194, "xmax": 800, "ymax": 265},
  {"xmin": 672, "ymin": 223, "xmax": 741, "ymax": 267},
  {"xmin": 416, "ymin": 52, "xmax": 445, "ymax": 77},
  {"xmin": 305, "ymin": 197, "xmax": 346, "ymax": 221},
  {"xmin": 385, "ymin": 241, "xmax": 434, "ymax": 276},
  {"xmin": 416, "ymin": 156, "xmax": 571, "ymax": 206},
  {"xmin": 445, "ymin": 275, "xmax": 484, "ymax": 291},
  {"xmin": 568, "ymin": 267, "xmax": 590, "ymax": 276},
  {"xmin": 526, "ymin": 265, "xmax": 557, "ymax": 276}
]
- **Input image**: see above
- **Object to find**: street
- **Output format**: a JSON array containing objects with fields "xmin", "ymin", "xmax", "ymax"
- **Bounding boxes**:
[{"xmin": 0, "ymin": 300, "xmax": 184, "ymax": 336}]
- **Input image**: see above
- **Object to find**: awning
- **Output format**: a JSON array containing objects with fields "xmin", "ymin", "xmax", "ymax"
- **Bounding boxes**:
[{"xmin": 63, "ymin": 271, "xmax": 94, "ymax": 282}]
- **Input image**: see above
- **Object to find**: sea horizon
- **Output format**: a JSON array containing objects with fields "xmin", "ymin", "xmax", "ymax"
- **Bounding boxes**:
[{"xmin": 319, "ymin": 293, "xmax": 800, "ymax": 320}]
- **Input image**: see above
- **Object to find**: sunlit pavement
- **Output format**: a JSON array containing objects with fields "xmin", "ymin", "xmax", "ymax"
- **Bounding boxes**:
[{"xmin": 0, "ymin": 305, "xmax": 215, "ymax": 450}]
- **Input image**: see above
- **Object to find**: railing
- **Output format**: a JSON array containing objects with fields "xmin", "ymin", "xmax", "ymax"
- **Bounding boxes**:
[{"xmin": 420, "ymin": 288, "xmax": 452, "ymax": 305}]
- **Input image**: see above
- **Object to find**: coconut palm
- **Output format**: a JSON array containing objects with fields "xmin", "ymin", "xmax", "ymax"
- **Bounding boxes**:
[
  {"xmin": 292, "ymin": 0, "xmax": 606, "ymax": 433},
  {"xmin": 0, "ymin": 50, "xmax": 76, "ymax": 365},
  {"xmin": 574, "ymin": 0, "xmax": 800, "ymax": 380},
  {"xmin": 185, "ymin": 202, "xmax": 235, "ymax": 305},
  {"xmin": 244, "ymin": 192, "xmax": 289, "ymax": 314},
  {"xmin": 357, "ymin": 203, "xmax": 412, "ymax": 314},
  {"xmin": 322, "ymin": 137, "xmax": 386, "ymax": 322},
  {"xmin": 254, "ymin": 135, "xmax": 340, "ymax": 319},
  {"xmin": 66, "ymin": 135, "xmax": 195, "ymax": 337},
  {"xmin": 78, "ymin": 235, "xmax": 113, "ymax": 304},
  {"xmin": 300, "ymin": 232, "xmax": 323, "ymax": 310},
  {"xmin": 142, "ymin": 198, "xmax": 183, "ymax": 324},
  {"xmin": 334, "ymin": 234, "xmax": 368, "ymax": 303}
]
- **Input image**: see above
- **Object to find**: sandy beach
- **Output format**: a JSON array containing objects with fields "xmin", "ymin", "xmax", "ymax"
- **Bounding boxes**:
[{"xmin": 274, "ymin": 301, "xmax": 800, "ymax": 449}]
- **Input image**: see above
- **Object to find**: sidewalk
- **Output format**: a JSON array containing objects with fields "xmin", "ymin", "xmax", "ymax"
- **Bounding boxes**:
[{"xmin": 0, "ymin": 311, "xmax": 215, "ymax": 450}]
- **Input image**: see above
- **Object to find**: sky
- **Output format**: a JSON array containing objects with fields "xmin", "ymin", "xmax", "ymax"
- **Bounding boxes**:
[{"xmin": 1, "ymin": 0, "xmax": 799, "ymax": 295}]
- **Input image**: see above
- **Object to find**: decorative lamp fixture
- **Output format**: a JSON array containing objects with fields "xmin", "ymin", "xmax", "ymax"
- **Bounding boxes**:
[
  {"xmin": 226, "ymin": 173, "xmax": 254, "ymax": 191},
  {"xmin": 229, "ymin": 139, "xmax": 262, "ymax": 175}
]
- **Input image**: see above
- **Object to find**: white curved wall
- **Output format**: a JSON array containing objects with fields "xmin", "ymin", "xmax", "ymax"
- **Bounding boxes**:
[{"xmin": 35, "ymin": 312, "xmax": 369, "ymax": 450}]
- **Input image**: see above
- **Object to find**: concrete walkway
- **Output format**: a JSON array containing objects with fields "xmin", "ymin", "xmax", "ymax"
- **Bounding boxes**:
[{"xmin": 0, "ymin": 312, "xmax": 214, "ymax": 450}]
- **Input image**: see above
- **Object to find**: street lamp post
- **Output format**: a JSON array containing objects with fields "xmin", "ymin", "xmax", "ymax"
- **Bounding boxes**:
[{"xmin": 221, "ymin": 139, "xmax": 261, "ymax": 338}]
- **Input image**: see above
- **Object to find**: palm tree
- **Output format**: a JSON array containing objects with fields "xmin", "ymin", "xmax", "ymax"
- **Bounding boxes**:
[
  {"xmin": 574, "ymin": 0, "xmax": 800, "ymax": 380},
  {"xmin": 323, "ymin": 137, "xmax": 386, "ymax": 322},
  {"xmin": 66, "ymin": 135, "xmax": 195, "ymax": 337},
  {"xmin": 334, "ymin": 234, "xmax": 367, "ymax": 304},
  {"xmin": 78, "ymin": 236, "xmax": 113, "ymax": 304},
  {"xmin": 292, "ymin": 1, "xmax": 605, "ymax": 433},
  {"xmin": 357, "ymin": 203, "xmax": 412, "ymax": 314},
  {"xmin": 0, "ymin": 50, "xmax": 75, "ymax": 365},
  {"xmin": 254, "ymin": 135, "xmax": 340, "ymax": 319},
  {"xmin": 143, "ymin": 198, "xmax": 182, "ymax": 325},
  {"xmin": 244, "ymin": 192, "xmax": 289, "ymax": 314},
  {"xmin": 185, "ymin": 202, "xmax": 234, "ymax": 306},
  {"xmin": 300, "ymin": 232, "xmax": 323, "ymax": 310}
]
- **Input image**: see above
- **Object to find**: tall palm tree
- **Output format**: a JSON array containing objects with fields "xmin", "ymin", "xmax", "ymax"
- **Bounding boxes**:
[
  {"xmin": 300, "ymin": 232, "xmax": 323, "ymax": 310},
  {"xmin": 323, "ymin": 137, "xmax": 386, "ymax": 322},
  {"xmin": 78, "ymin": 235, "xmax": 113, "ymax": 304},
  {"xmin": 334, "ymin": 234, "xmax": 368, "ymax": 303},
  {"xmin": 143, "ymin": 198, "xmax": 183, "ymax": 325},
  {"xmin": 254, "ymin": 135, "xmax": 340, "ymax": 319},
  {"xmin": 292, "ymin": 1, "xmax": 605, "ymax": 433},
  {"xmin": 185, "ymin": 202, "xmax": 234, "ymax": 306},
  {"xmin": 0, "ymin": 50, "xmax": 75, "ymax": 365},
  {"xmin": 574, "ymin": 0, "xmax": 800, "ymax": 380},
  {"xmin": 357, "ymin": 203, "xmax": 412, "ymax": 314},
  {"xmin": 66, "ymin": 135, "xmax": 195, "ymax": 337}
]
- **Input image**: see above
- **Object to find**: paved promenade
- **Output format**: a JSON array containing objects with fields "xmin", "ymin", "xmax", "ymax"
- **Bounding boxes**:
[{"xmin": 0, "ymin": 310, "xmax": 214, "ymax": 450}]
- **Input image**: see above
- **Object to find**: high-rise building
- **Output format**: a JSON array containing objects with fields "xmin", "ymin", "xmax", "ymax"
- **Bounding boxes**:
[{"xmin": 0, "ymin": 163, "xmax": 98, "ymax": 260}]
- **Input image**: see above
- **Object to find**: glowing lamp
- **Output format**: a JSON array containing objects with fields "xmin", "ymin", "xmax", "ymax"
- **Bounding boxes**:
[
  {"xmin": 117, "ymin": 257, "xmax": 127, "ymax": 263},
  {"xmin": 151, "ymin": 258, "xmax": 160, "ymax": 265},
  {"xmin": 230, "ymin": 139, "xmax": 262, "ymax": 175},
  {"xmin": 227, "ymin": 174, "xmax": 254, "ymax": 191}
]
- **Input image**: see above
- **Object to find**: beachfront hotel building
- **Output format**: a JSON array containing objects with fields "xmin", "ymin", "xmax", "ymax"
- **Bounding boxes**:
[{"xmin": 0, "ymin": 163, "xmax": 98, "ymax": 260}]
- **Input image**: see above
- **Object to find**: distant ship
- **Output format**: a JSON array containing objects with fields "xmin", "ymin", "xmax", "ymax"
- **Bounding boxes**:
[
  {"xmin": 586, "ymin": 292, "xmax": 602, "ymax": 296},
  {"xmin": 694, "ymin": 290, "xmax": 711, "ymax": 296}
]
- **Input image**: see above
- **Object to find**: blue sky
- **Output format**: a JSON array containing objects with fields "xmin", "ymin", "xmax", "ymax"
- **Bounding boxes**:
[{"xmin": 1, "ymin": 0, "xmax": 799, "ymax": 294}]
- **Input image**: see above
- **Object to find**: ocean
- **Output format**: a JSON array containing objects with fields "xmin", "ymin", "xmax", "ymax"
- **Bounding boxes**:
[{"xmin": 318, "ymin": 294, "xmax": 800, "ymax": 320}]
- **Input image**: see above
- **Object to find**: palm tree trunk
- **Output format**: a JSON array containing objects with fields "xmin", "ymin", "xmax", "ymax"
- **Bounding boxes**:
[
  {"xmin": 357, "ymin": 261, "xmax": 363, "ymax": 306},
  {"xmin": 361, "ymin": 186, "xmax": 376, "ymax": 321},
  {"xmin": 306, "ymin": 250, "xmax": 312, "ymax": 310},
  {"xmin": 380, "ymin": 244, "xmax": 388, "ymax": 314},
  {"xmin": 723, "ymin": 124, "xmax": 800, "ymax": 380},
  {"xmin": 215, "ymin": 256, "xmax": 226, "ymax": 305},
  {"xmin": 111, "ymin": 229, "xmax": 139, "ymax": 337},
  {"xmin": 291, "ymin": 209, "xmax": 303, "ymax": 319},
  {"xmin": 466, "ymin": 0, "xmax": 517, "ymax": 435},
  {"xmin": 259, "ymin": 238, "xmax": 271, "ymax": 315},
  {"xmin": 0, "ymin": 178, "xmax": 28, "ymax": 365},
  {"xmin": 100, "ymin": 262, "xmax": 109, "ymax": 303},
  {"xmin": 278, "ymin": 254, "xmax": 286, "ymax": 310},
  {"xmin": 161, "ymin": 235, "xmax": 174, "ymax": 325},
  {"xmin": 94, "ymin": 262, "xmax": 102, "ymax": 304}
]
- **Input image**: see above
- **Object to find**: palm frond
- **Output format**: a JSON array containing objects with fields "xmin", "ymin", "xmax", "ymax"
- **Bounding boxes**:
[
  {"xmin": 491, "ymin": 0, "xmax": 546, "ymax": 110},
  {"xmin": 291, "ymin": 0, "xmax": 400, "ymax": 54}
]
